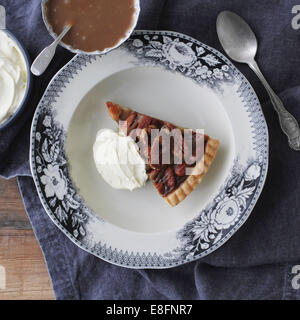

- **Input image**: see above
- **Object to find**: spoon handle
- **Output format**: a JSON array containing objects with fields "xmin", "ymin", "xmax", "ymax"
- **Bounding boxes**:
[
  {"xmin": 30, "ymin": 25, "xmax": 71, "ymax": 76},
  {"xmin": 53, "ymin": 24, "xmax": 72, "ymax": 45},
  {"xmin": 248, "ymin": 60, "xmax": 300, "ymax": 151},
  {"xmin": 30, "ymin": 43, "xmax": 58, "ymax": 76}
]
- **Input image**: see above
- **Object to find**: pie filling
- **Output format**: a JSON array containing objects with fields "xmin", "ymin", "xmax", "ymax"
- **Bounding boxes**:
[{"xmin": 107, "ymin": 102, "xmax": 209, "ymax": 197}]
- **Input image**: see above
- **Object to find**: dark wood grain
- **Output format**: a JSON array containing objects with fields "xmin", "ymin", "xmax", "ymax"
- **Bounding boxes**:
[{"xmin": 0, "ymin": 177, "xmax": 55, "ymax": 300}]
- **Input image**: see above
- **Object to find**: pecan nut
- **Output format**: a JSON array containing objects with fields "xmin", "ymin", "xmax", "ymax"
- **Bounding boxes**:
[
  {"xmin": 175, "ymin": 164, "xmax": 187, "ymax": 177},
  {"xmin": 164, "ymin": 167, "xmax": 175, "ymax": 189}
]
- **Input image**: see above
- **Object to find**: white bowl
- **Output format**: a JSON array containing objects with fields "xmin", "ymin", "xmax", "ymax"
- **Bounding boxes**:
[
  {"xmin": 0, "ymin": 30, "xmax": 31, "ymax": 130},
  {"xmin": 41, "ymin": 0, "xmax": 140, "ymax": 55}
]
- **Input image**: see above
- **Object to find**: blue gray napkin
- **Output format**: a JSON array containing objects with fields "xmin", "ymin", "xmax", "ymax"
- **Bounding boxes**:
[{"xmin": 1, "ymin": 0, "xmax": 300, "ymax": 300}]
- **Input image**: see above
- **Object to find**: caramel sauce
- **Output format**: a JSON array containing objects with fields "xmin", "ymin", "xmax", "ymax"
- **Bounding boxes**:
[{"xmin": 45, "ymin": 0, "xmax": 136, "ymax": 52}]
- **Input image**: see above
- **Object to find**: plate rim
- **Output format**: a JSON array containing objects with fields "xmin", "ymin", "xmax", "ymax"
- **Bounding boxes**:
[{"xmin": 30, "ymin": 29, "xmax": 269, "ymax": 269}]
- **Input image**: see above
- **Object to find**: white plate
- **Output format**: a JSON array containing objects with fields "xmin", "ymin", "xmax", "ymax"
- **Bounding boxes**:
[{"xmin": 30, "ymin": 31, "xmax": 268, "ymax": 268}]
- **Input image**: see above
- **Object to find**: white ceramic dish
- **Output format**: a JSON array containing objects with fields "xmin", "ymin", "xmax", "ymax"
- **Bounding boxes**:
[
  {"xmin": 30, "ymin": 31, "xmax": 268, "ymax": 268},
  {"xmin": 0, "ymin": 30, "xmax": 31, "ymax": 130},
  {"xmin": 41, "ymin": 0, "xmax": 140, "ymax": 55}
]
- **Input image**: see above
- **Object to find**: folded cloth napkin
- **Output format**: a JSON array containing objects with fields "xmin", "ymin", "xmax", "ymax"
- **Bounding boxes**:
[{"xmin": 1, "ymin": 0, "xmax": 300, "ymax": 300}]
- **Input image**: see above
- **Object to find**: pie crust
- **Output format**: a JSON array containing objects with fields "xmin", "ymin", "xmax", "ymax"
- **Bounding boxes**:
[
  {"xmin": 106, "ymin": 101, "xmax": 219, "ymax": 207},
  {"xmin": 164, "ymin": 137, "xmax": 219, "ymax": 206}
]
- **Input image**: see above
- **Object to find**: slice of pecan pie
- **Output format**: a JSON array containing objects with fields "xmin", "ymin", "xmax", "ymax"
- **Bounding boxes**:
[{"xmin": 106, "ymin": 101, "xmax": 219, "ymax": 207}]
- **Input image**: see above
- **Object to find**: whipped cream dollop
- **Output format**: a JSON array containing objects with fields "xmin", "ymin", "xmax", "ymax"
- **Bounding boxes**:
[
  {"xmin": 93, "ymin": 129, "xmax": 148, "ymax": 191},
  {"xmin": 0, "ymin": 30, "xmax": 27, "ymax": 124}
]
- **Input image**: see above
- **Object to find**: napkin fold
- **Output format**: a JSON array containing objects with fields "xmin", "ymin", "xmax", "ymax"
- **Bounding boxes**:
[{"xmin": 1, "ymin": 0, "xmax": 300, "ymax": 300}]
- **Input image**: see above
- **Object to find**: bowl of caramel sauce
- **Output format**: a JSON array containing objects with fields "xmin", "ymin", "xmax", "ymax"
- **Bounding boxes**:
[{"xmin": 42, "ymin": 0, "xmax": 140, "ymax": 54}]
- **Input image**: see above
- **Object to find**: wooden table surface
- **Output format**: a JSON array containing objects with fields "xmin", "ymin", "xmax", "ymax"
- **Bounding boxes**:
[{"xmin": 0, "ymin": 177, "xmax": 55, "ymax": 300}]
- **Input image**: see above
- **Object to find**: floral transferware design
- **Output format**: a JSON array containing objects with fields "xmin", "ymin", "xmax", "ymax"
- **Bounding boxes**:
[
  {"xmin": 35, "ymin": 111, "xmax": 88, "ymax": 239},
  {"xmin": 177, "ymin": 161, "xmax": 262, "ymax": 259},
  {"xmin": 40, "ymin": 164, "xmax": 67, "ymax": 200},
  {"xmin": 129, "ymin": 33, "xmax": 234, "ymax": 87},
  {"xmin": 30, "ymin": 31, "xmax": 268, "ymax": 268}
]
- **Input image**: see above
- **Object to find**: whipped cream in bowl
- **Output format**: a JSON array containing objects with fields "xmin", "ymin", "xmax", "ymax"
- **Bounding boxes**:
[{"xmin": 0, "ymin": 30, "xmax": 30, "ymax": 129}]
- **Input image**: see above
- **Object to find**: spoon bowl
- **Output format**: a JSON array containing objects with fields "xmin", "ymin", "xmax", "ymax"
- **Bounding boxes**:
[{"xmin": 216, "ymin": 11, "xmax": 257, "ymax": 63}]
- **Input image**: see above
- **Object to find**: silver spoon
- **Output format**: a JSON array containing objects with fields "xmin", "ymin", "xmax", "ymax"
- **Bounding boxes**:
[
  {"xmin": 31, "ymin": 24, "xmax": 72, "ymax": 76},
  {"xmin": 217, "ymin": 10, "xmax": 300, "ymax": 151}
]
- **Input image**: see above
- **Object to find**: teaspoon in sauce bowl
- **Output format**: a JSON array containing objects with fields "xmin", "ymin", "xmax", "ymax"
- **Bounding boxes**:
[{"xmin": 31, "ymin": 24, "xmax": 72, "ymax": 76}]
